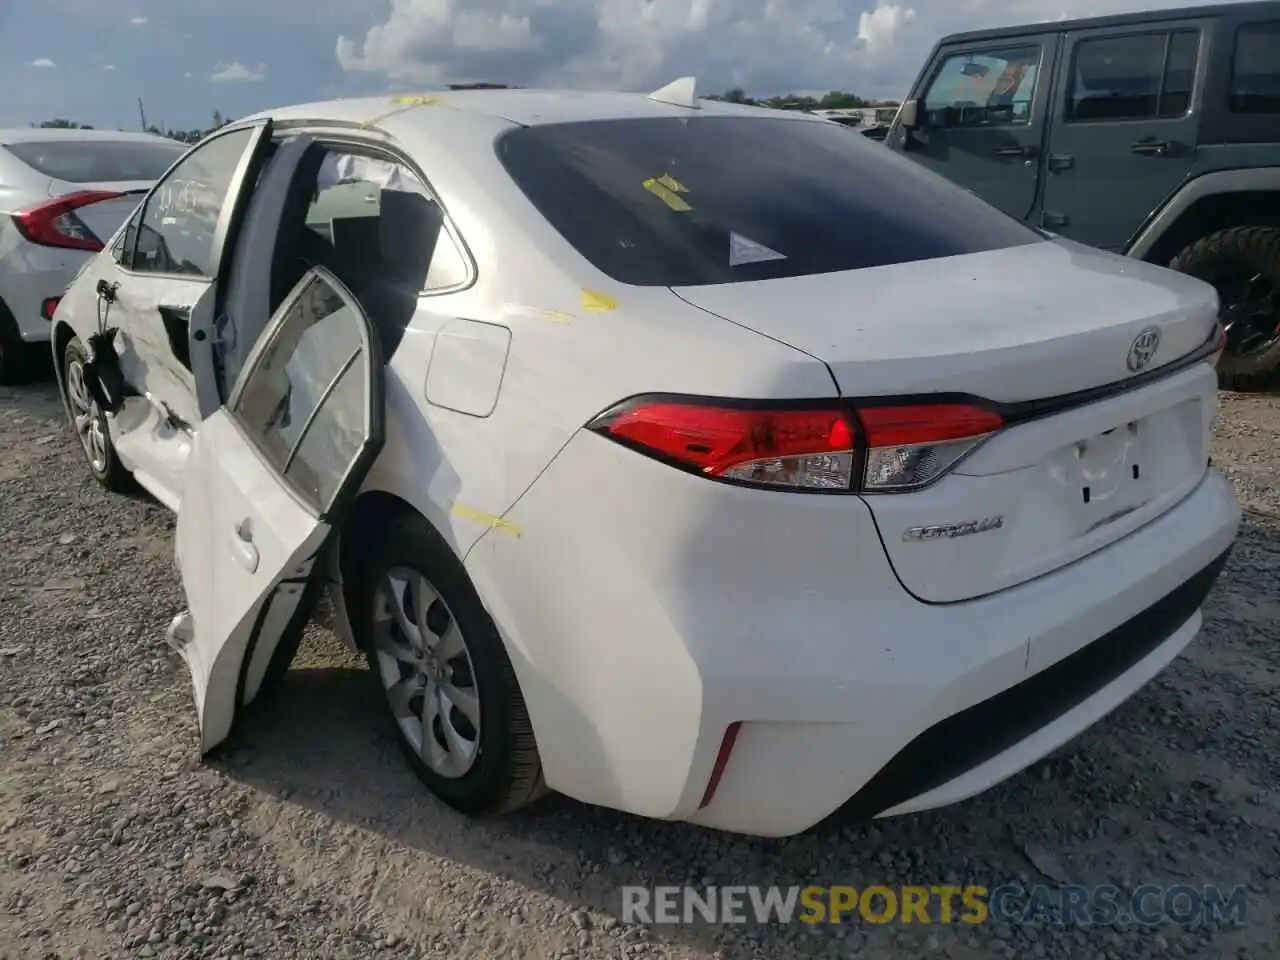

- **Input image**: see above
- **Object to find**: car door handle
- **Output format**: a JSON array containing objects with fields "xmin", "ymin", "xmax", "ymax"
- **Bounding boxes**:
[
  {"xmin": 993, "ymin": 145, "xmax": 1034, "ymax": 157},
  {"xmin": 231, "ymin": 520, "xmax": 259, "ymax": 574},
  {"xmin": 1047, "ymin": 153, "xmax": 1074, "ymax": 172},
  {"xmin": 1131, "ymin": 140, "xmax": 1172, "ymax": 156}
]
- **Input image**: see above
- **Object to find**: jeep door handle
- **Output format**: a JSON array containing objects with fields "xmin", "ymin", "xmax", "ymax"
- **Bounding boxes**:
[
  {"xmin": 1131, "ymin": 140, "xmax": 1172, "ymax": 156},
  {"xmin": 993, "ymin": 145, "xmax": 1034, "ymax": 157},
  {"xmin": 231, "ymin": 520, "xmax": 259, "ymax": 574}
]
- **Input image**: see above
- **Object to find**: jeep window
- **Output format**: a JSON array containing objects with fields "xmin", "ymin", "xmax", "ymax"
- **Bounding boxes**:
[
  {"xmin": 496, "ymin": 116, "xmax": 1043, "ymax": 287},
  {"xmin": 1067, "ymin": 30, "xmax": 1199, "ymax": 122},
  {"xmin": 1231, "ymin": 21, "xmax": 1280, "ymax": 114},
  {"xmin": 922, "ymin": 47, "xmax": 1042, "ymax": 128}
]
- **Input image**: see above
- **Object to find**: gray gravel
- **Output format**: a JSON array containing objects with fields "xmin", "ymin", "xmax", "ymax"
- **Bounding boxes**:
[{"xmin": 2, "ymin": 380, "xmax": 1277, "ymax": 960}]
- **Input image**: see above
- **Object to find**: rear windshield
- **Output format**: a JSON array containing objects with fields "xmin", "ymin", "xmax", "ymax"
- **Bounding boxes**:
[
  {"xmin": 3, "ymin": 139, "xmax": 185, "ymax": 183},
  {"xmin": 495, "ymin": 116, "xmax": 1043, "ymax": 287}
]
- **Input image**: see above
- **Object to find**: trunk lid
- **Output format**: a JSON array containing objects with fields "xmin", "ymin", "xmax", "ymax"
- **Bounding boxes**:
[{"xmin": 671, "ymin": 239, "xmax": 1220, "ymax": 602}]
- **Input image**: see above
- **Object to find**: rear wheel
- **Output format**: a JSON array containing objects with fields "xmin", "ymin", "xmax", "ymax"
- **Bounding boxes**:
[
  {"xmin": 353, "ymin": 512, "xmax": 547, "ymax": 816},
  {"xmin": 62, "ymin": 336, "xmax": 134, "ymax": 491},
  {"xmin": 1169, "ymin": 225, "xmax": 1280, "ymax": 392}
]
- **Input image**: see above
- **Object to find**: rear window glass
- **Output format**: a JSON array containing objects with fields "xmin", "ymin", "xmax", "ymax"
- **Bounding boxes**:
[
  {"xmin": 1231, "ymin": 21, "xmax": 1280, "ymax": 114},
  {"xmin": 495, "ymin": 116, "xmax": 1043, "ymax": 287},
  {"xmin": 3, "ymin": 139, "xmax": 186, "ymax": 183}
]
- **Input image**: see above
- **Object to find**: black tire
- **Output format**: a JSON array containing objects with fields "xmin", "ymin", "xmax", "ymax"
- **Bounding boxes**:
[
  {"xmin": 0, "ymin": 302, "xmax": 46, "ymax": 386},
  {"xmin": 352, "ymin": 511, "xmax": 546, "ymax": 816},
  {"xmin": 1168, "ymin": 225, "xmax": 1280, "ymax": 392},
  {"xmin": 61, "ymin": 336, "xmax": 135, "ymax": 492}
]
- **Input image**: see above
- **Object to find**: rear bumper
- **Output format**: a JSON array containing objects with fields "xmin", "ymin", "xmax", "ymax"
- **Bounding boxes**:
[
  {"xmin": 466, "ymin": 429, "xmax": 1239, "ymax": 837},
  {"xmin": 0, "ymin": 242, "xmax": 85, "ymax": 343}
]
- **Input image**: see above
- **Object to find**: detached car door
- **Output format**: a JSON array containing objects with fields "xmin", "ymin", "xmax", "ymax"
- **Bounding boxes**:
[{"xmin": 170, "ymin": 265, "xmax": 384, "ymax": 751}]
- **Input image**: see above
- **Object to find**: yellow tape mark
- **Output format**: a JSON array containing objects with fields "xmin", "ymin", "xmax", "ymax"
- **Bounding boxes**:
[
  {"xmin": 391, "ymin": 94, "xmax": 439, "ymax": 107},
  {"xmin": 580, "ymin": 289, "xmax": 619, "ymax": 313},
  {"xmin": 451, "ymin": 502, "xmax": 522, "ymax": 537},
  {"xmin": 360, "ymin": 94, "xmax": 441, "ymax": 129},
  {"xmin": 642, "ymin": 172, "xmax": 692, "ymax": 212}
]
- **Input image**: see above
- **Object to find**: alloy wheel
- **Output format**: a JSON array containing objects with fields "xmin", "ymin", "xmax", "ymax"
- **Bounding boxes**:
[
  {"xmin": 371, "ymin": 566, "xmax": 482, "ymax": 779},
  {"xmin": 66, "ymin": 358, "xmax": 109, "ymax": 473},
  {"xmin": 1219, "ymin": 271, "xmax": 1280, "ymax": 357}
]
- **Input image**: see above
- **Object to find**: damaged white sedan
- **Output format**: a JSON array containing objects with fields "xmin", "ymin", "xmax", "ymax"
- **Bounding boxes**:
[{"xmin": 51, "ymin": 82, "xmax": 1240, "ymax": 838}]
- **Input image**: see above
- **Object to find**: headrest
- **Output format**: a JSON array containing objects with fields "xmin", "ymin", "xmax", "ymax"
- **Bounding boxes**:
[{"xmin": 377, "ymin": 189, "xmax": 444, "ymax": 288}]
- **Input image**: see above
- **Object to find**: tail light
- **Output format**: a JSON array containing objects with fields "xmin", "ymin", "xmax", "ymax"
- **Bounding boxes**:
[
  {"xmin": 586, "ymin": 396, "xmax": 1002, "ymax": 493},
  {"xmin": 1209, "ymin": 321, "xmax": 1227, "ymax": 368},
  {"xmin": 11, "ymin": 190, "xmax": 121, "ymax": 252},
  {"xmin": 41, "ymin": 297, "xmax": 61, "ymax": 321}
]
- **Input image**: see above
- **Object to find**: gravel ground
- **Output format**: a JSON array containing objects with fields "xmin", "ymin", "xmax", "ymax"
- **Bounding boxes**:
[{"xmin": 1, "ymin": 378, "xmax": 1277, "ymax": 960}]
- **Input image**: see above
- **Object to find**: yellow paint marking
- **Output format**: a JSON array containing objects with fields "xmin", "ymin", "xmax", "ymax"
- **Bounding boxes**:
[
  {"xmin": 451, "ymin": 502, "xmax": 522, "ymax": 537},
  {"xmin": 580, "ymin": 289, "xmax": 619, "ymax": 313},
  {"xmin": 642, "ymin": 172, "xmax": 692, "ymax": 211},
  {"xmin": 360, "ymin": 94, "xmax": 441, "ymax": 129},
  {"xmin": 390, "ymin": 94, "xmax": 439, "ymax": 107}
]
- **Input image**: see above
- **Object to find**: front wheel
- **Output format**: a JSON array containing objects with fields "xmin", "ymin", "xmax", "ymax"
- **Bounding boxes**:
[
  {"xmin": 1169, "ymin": 225, "xmax": 1280, "ymax": 392},
  {"xmin": 62, "ymin": 336, "xmax": 134, "ymax": 491},
  {"xmin": 353, "ymin": 512, "xmax": 547, "ymax": 816}
]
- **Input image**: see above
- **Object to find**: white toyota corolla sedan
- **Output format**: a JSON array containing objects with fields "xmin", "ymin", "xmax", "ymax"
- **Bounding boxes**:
[{"xmin": 49, "ymin": 80, "xmax": 1241, "ymax": 837}]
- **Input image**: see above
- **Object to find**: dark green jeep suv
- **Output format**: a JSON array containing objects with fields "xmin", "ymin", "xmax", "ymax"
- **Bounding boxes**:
[{"xmin": 887, "ymin": 1, "xmax": 1280, "ymax": 389}]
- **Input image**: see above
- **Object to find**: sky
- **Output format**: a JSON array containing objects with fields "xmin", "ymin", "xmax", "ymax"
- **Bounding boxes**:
[{"xmin": 0, "ymin": 0, "xmax": 1254, "ymax": 131}]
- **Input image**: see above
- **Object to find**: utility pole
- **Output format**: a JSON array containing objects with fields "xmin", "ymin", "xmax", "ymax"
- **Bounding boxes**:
[{"xmin": 137, "ymin": 97, "xmax": 148, "ymax": 132}]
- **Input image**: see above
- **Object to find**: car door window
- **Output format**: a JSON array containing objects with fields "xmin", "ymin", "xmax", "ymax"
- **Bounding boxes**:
[
  {"xmin": 1231, "ymin": 21, "xmax": 1280, "ymax": 114},
  {"xmin": 1067, "ymin": 30, "xmax": 1199, "ymax": 122},
  {"xmin": 128, "ymin": 127, "xmax": 256, "ymax": 277},
  {"xmin": 922, "ymin": 46, "xmax": 1042, "ymax": 127},
  {"xmin": 302, "ymin": 151, "xmax": 470, "ymax": 294},
  {"xmin": 231, "ymin": 269, "xmax": 372, "ymax": 515}
]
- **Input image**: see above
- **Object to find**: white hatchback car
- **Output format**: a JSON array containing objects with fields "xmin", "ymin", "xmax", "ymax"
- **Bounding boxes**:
[
  {"xmin": 50, "ymin": 82, "xmax": 1241, "ymax": 838},
  {"xmin": 0, "ymin": 128, "xmax": 186, "ymax": 382}
]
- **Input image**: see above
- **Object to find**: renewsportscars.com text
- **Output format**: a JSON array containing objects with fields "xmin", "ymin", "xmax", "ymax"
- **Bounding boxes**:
[{"xmin": 621, "ymin": 884, "xmax": 1249, "ymax": 927}]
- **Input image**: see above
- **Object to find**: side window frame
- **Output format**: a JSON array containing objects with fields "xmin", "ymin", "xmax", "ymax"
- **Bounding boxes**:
[
  {"xmin": 920, "ymin": 43, "xmax": 1046, "ymax": 130},
  {"xmin": 119, "ymin": 124, "xmax": 266, "ymax": 281},
  {"xmin": 1229, "ymin": 19, "xmax": 1280, "ymax": 115},
  {"xmin": 226, "ymin": 266, "xmax": 384, "ymax": 519},
  {"xmin": 1064, "ymin": 28, "xmax": 1202, "ymax": 125},
  {"xmin": 298, "ymin": 129, "xmax": 478, "ymax": 297}
]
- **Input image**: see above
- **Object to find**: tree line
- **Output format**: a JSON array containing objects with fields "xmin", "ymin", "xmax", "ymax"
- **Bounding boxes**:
[
  {"xmin": 33, "ymin": 111, "xmax": 232, "ymax": 144},
  {"xmin": 705, "ymin": 89, "xmax": 899, "ymax": 110},
  {"xmin": 32, "ymin": 88, "xmax": 897, "ymax": 142}
]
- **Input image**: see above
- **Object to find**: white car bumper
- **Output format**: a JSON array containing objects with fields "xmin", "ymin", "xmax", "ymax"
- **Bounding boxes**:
[{"xmin": 465, "ymin": 431, "xmax": 1239, "ymax": 837}]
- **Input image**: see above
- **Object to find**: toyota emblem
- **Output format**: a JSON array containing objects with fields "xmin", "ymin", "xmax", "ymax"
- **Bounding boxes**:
[{"xmin": 1127, "ymin": 326, "xmax": 1161, "ymax": 373}]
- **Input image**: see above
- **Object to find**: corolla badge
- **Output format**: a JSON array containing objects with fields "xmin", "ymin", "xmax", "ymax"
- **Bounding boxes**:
[
  {"xmin": 902, "ymin": 516, "xmax": 1004, "ymax": 542},
  {"xmin": 1126, "ymin": 326, "xmax": 1161, "ymax": 373}
]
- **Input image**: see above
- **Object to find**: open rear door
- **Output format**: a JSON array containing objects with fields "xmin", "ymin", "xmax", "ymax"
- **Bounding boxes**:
[{"xmin": 169, "ymin": 266, "xmax": 384, "ymax": 751}]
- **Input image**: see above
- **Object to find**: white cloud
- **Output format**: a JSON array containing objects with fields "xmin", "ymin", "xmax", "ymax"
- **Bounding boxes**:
[
  {"xmin": 103, "ymin": 64, "xmax": 117, "ymax": 71},
  {"xmin": 28, "ymin": 58, "xmax": 57, "ymax": 68},
  {"xmin": 335, "ymin": 0, "xmax": 1255, "ymax": 99},
  {"xmin": 209, "ymin": 60, "xmax": 267, "ymax": 82},
  {"xmin": 130, "ymin": 15, "xmax": 148, "ymax": 25},
  {"xmin": 184, "ymin": 72, "xmax": 194, "ymax": 79}
]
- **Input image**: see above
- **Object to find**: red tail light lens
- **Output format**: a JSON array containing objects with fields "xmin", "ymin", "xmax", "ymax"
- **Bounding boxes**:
[
  {"xmin": 587, "ymin": 397, "xmax": 1002, "ymax": 493},
  {"xmin": 11, "ymin": 190, "xmax": 121, "ymax": 252},
  {"xmin": 41, "ymin": 297, "xmax": 61, "ymax": 321}
]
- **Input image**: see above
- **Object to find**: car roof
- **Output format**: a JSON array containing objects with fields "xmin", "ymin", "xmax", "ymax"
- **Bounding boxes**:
[
  {"xmin": 938, "ymin": 0, "xmax": 1280, "ymax": 45},
  {"xmin": 244, "ymin": 87, "xmax": 829, "ymax": 133},
  {"xmin": 0, "ymin": 128, "xmax": 182, "ymax": 147}
]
